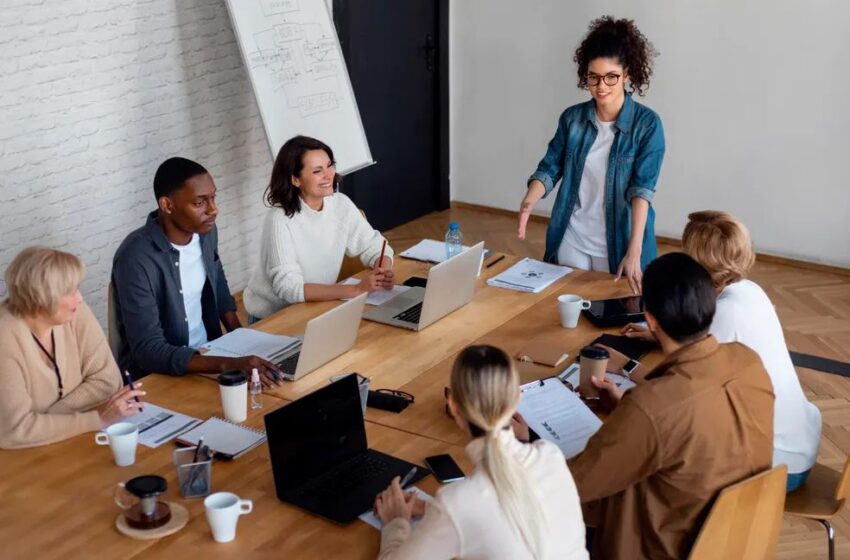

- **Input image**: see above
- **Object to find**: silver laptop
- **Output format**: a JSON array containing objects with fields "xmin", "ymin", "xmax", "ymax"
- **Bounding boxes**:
[
  {"xmin": 274, "ymin": 293, "xmax": 367, "ymax": 381},
  {"xmin": 363, "ymin": 242, "xmax": 485, "ymax": 331}
]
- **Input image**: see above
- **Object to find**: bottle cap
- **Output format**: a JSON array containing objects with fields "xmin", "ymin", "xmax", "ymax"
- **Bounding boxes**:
[
  {"xmin": 449, "ymin": 222, "xmax": 459, "ymax": 230},
  {"xmin": 251, "ymin": 368, "xmax": 260, "ymax": 383}
]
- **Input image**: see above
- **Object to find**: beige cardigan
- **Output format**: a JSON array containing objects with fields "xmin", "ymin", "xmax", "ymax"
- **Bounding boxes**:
[
  {"xmin": 378, "ymin": 430, "xmax": 589, "ymax": 560},
  {"xmin": 0, "ymin": 301, "xmax": 122, "ymax": 448}
]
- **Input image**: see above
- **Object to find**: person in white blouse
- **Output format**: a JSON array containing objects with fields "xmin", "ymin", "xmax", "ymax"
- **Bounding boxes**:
[
  {"xmin": 622, "ymin": 210, "xmax": 822, "ymax": 491},
  {"xmin": 244, "ymin": 136, "xmax": 394, "ymax": 320},
  {"xmin": 373, "ymin": 345, "xmax": 589, "ymax": 560}
]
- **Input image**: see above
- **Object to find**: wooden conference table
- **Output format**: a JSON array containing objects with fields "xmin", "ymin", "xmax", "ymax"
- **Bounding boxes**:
[{"xmin": 0, "ymin": 251, "xmax": 651, "ymax": 559}]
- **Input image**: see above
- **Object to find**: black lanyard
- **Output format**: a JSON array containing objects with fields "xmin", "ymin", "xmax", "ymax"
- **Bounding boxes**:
[{"xmin": 31, "ymin": 331, "xmax": 63, "ymax": 399}]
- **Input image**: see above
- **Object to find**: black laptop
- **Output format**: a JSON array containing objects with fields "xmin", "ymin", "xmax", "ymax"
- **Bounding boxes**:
[{"xmin": 264, "ymin": 375, "xmax": 428, "ymax": 524}]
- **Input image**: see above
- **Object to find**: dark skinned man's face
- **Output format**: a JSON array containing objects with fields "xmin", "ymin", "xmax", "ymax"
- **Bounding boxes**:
[{"xmin": 158, "ymin": 173, "xmax": 218, "ymax": 234}]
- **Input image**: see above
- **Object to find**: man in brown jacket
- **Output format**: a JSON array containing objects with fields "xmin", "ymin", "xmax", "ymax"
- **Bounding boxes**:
[{"xmin": 569, "ymin": 252, "xmax": 775, "ymax": 559}]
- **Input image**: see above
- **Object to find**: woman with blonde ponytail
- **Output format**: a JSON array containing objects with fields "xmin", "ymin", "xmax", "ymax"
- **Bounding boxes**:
[{"xmin": 373, "ymin": 345, "xmax": 588, "ymax": 559}]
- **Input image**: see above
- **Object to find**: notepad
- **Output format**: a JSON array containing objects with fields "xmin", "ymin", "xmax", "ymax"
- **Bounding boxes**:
[
  {"xmin": 201, "ymin": 328, "xmax": 301, "ymax": 362},
  {"xmin": 399, "ymin": 239, "xmax": 492, "ymax": 264},
  {"xmin": 517, "ymin": 377, "xmax": 602, "ymax": 459},
  {"xmin": 487, "ymin": 258, "xmax": 571, "ymax": 293},
  {"xmin": 176, "ymin": 417, "xmax": 267, "ymax": 460}
]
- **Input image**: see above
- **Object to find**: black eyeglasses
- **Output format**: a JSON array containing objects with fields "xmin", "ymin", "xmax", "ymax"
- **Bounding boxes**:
[
  {"xmin": 443, "ymin": 386, "xmax": 451, "ymax": 417},
  {"xmin": 587, "ymin": 73, "xmax": 621, "ymax": 87},
  {"xmin": 375, "ymin": 389, "xmax": 415, "ymax": 403}
]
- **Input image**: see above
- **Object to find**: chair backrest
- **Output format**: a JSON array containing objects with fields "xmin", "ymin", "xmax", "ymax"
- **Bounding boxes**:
[
  {"xmin": 106, "ymin": 281, "xmax": 121, "ymax": 360},
  {"xmin": 833, "ymin": 456, "xmax": 850, "ymax": 503},
  {"xmin": 688, "ymin": 465, "xmax": 787, "ymax": 560}
]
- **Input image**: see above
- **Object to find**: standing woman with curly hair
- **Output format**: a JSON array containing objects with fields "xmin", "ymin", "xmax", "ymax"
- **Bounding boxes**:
[{"xmin": 519, "ymin": 16, "xmax": 664, "ymax": 293}]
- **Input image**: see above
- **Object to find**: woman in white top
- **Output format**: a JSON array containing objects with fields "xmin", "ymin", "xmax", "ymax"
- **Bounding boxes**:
[
  {"xmin": 623, "ymin": 211, "xmax": 822, "ymax": 491},
  {"xmin": 244, "ymin": 136, "xmax": 394, "ymax": 320},
  {"xmin": 373, "ymin": 345, "xmax": 589, "ymax": 559}
]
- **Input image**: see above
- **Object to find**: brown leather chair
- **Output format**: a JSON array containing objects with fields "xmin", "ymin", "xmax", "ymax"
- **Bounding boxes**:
[
  {"xmin": 784, "ymin": 457, "xmax": 850, "ymax": 560},
  {"xmin": 688, "ymin": 465, "xmax": 787, "ymax": 560}
]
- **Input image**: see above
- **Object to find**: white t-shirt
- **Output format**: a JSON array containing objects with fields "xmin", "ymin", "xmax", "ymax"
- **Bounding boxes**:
[
  {"xmin": 170, "ymin": 234, "xmax": 209, "ymax": 349},
  {"xmin": 560, "ymin": 119, "xmax": 615, "ymax": 258},
  {"xmin": 710, "ymin": 280, "xmax": 822, "ymax": 474}
]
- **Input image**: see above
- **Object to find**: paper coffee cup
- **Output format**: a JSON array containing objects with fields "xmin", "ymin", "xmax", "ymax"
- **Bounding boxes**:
[
  {"xmin": 95, "ymin": 422, "xmax": 139, "ymax": 467},
  {"xmin": 218, "ymin": 371, "xmax": 248, "ymax": 423},
  {"xmin": 579, "ymin": 345, "xmax": 609, "ymax": 399}
]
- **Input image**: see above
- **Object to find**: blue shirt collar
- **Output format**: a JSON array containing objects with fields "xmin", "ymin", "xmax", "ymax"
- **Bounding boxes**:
[{"xmin": 584, "ymin": 93, "xmax": 635, "ymax": 133}]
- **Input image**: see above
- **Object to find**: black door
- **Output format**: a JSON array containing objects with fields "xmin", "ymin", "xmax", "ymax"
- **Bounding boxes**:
[{"xmin": 334, "ymin": 1, "xmax": 449, "ymax": 231}]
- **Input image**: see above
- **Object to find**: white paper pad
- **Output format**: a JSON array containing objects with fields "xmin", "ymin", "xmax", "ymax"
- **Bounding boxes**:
[
  {"xmin": 340, "ymin": 278, "xmax": 411, "ymax": 306},
  {"xmin": 124, "ymin": 403, "xmax": 202, "ymax": 448},
  {"xmin": 399, "ymin": 239, "xmax": 490, "ymax": 264},
  {"xmin": 201, "ymin": 328, "xmax": 301, "ymax": 361},
  {"xmin": 486, "ymin": 258, "xmax": 571, "ymax": 293},
  {"xmin": 518, "ymin": 378, "xmax": 602, "ymax": 459},
  {"xmin": 359, "ymin": 487, "xmax": 434, "ymax": 530}
]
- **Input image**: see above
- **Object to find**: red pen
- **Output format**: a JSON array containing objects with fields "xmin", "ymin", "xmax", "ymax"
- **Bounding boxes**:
[{"xmin": 376, "ymin": 239, "xmax": 387, "ymax": 270}]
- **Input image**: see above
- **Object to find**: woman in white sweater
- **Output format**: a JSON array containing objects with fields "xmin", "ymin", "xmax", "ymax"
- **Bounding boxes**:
[
  {"xmin": 623, "ymin": 211, "xmax": 822, "ymax": 491},
  {"xmin": 244, "ymin": 136, "xmax": 394, "ymax": 320},
  {"xmin": 373, "ymin": 345, "xmax": 589, "ymax": 560}
]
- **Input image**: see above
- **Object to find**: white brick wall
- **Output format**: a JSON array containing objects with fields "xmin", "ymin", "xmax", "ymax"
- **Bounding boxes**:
[{"xmin": 0, "ymin": 0, "xmax": 275, "ymax": 327}]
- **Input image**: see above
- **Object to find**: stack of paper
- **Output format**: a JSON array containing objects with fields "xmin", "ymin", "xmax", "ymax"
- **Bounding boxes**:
[
  {"xmin": 124, "ymin": 403, "xmax": 202, "ymax": 448},
  {"xmin": 517, "ymin": 377, "xmax": 602, "ymax": 458},
  {"xmin": 400, "ymin": 239, "xmax": 491, "ymax": 263},
  {"xmin": 486, "ymin": 258, "xmax": 571, "ymax": 293},
  {"xmin": 201, "ymin": 328, "xmax": 301, "ymax": 362}
]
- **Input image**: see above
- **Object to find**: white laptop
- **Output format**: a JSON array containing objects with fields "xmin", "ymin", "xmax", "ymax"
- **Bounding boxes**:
[
  {"xmin": 362, "ymin": 242, "xmax": 485, "ymax": 331},
  {"xmin": 274, "ymin": 293, "xmax": 367, "ymax": 381}
]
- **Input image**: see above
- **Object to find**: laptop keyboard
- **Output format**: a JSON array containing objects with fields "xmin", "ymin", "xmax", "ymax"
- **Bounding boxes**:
[
  {"xmin": 393, "ymin": 302, "xmax": 423, "ymax": 324},
  {"xmin": 276, "ymin": 352, "xmax": 300, "ymax": 376},
  {"xmin": 293, "ymin": 454, "xmax": 391, "ymax": 502}
]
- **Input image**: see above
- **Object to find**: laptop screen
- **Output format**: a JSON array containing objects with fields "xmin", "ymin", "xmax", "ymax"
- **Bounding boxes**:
[{"xmin": 264, "ymin": 374, "xmax": 367, "ymax": 489}]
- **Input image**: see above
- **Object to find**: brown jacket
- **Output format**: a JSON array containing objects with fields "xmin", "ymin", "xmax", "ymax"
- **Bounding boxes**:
[{"xmin": 568, "ymin": 336, "xmax": 774, "ymax": 560}]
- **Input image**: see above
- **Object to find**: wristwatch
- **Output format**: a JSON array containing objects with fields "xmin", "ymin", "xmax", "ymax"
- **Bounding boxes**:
[{"xmin": 622, "ymin": 359, "xmax": 640, "ymax": 377}]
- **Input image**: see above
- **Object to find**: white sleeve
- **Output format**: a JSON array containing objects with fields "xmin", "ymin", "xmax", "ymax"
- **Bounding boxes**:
[
  {"xmin": 378, "ymin": 497, "xmax": 461, "ymax": 560},
  {"xmin": 267, "ymin": 216, "xmax": 307, "ymax": 304},
  {"xmin": 338, "ymin": 195, "xmax": 394, "ymax": 267},
  {"xmin": 709, "ymin": 300, "xmax": 740, "ymax": 344}
]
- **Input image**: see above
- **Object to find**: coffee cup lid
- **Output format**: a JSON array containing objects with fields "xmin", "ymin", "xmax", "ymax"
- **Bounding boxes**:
[
  {"xmin": 219, "ymin": 371, "xmax": 247, "ymax": 386},
  {"xmin": 125, "ymin": 475, "xmax": 167, "ymax": 498},
  {"xmin": 580, "ymin": 345, "xmax": 609, "ymax": 360}
]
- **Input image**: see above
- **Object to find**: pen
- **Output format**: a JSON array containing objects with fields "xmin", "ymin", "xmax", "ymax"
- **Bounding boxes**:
[
  {"xmin": 122, "ymin": 370, "xmax": 143, "ymax": 409},
  {"xmin": 399, "ymin": 466, "xmax": 417, "ymax": 488},
  {"xmin": 376, "ymin": 239, "xmax": 387, "ymax": 269},
  {"xmin": 192, "ymin": 436, "xmax": 205, "ymax": 464},
  {"xmin": 485, "ymin": 255, "xmax": 506, "ymax": 269}
]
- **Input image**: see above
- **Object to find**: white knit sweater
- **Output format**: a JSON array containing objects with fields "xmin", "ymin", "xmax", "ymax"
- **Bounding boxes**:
[{"xmin": 243, "ymin": 193, "xmax": 393, "ymax": 318}]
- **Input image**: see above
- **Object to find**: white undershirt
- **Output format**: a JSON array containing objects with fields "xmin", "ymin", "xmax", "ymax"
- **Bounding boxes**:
[
  {"xmin": 171, "ymin": 234, "xmax": 208, "ymax": 349},
  {"xmin": 710, "ymin": 280, "xmax": 822, "ymax": 473},
  {"xmin": 560, "ymin": 119, "xmax": 615, "ymax": 259}
]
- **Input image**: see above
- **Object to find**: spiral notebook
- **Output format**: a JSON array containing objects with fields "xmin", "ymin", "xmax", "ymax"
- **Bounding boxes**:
[{"xmin": 176, "ymin": 417, "xmax": 267, "ymax": 460}]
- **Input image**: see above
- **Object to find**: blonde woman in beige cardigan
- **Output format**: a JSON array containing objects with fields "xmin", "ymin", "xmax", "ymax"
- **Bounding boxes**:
[
  {"xmin": 373, "ymin": 345, "xmax": 589, "ymax": 560},
  {"xmin": 0, "ymin": 247, "xmax": 145, "ymax": 449}
]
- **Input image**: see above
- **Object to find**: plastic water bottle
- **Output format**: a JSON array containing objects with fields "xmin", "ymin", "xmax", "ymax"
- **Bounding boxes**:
[{"xmin": 445, "ymin": 222, "xmax": 463, "ymax": 260}]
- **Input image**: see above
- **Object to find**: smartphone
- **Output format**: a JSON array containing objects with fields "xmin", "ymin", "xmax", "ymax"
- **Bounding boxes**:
[
  {"xmin": 424, "ymin": 454, "xmax": 465, "ymax": 483},
  {"xmin": 403, "ymin": 276, "xmax": 428, "ymax": 288}
]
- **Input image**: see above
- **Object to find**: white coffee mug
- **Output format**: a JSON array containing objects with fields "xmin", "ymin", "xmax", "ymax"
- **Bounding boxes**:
[
  {"xmin": 557, "ymin": 294, "xmax": 591, "ymax": 328},
  {"xmin": 95, "ymin": 422, "xmax": 139, "ymax": 467},
  {"xmin": 204, "ymin": 492, "xmax": 253, "ymax": 543}
]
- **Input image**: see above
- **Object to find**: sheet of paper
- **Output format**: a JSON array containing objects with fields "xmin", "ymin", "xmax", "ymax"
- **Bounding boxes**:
[
  {"xmin": 201, "ymin": 328, "xmax": 301, "ymax": 361},
  {"xmin": 124, "ymin": 403, "xmax": 202, "ymax": 448},
  {"xmin": 340, "ymin": 278, "xmax": 411, "ymax": 306},
  {"xmin": 487, "ymin": 258, "xmax": 572, "ymax": 293},
  {"xmin": 518, "ymin": 378, "xmax": 602, "ymax": 459},
  {"xmin": 358, "ymin": 487, "xmax": 433, "ymax": 530},
  {"xmin": 399, "ymin": 239, "xmax": 490, "ymax": 264}
]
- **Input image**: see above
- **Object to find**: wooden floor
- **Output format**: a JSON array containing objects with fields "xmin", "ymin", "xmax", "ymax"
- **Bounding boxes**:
[{"xmin": 380, "ymin": 205, "xmax": 850, "ymax": 560}]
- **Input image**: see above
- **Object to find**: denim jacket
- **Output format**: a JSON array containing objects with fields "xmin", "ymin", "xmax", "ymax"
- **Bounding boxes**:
[
  {"xmin": 111, "ymin": 211, "xmax": 237, "ymax": 378},
  {"xmin": 529, "ymin": 94, "xmax": 665, "ymax": 272}
]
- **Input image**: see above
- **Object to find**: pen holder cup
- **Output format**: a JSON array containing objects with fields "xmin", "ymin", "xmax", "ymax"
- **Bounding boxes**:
[{"xmin": 173, "ymin": 447, "xmax": 212, "ymax": 499}]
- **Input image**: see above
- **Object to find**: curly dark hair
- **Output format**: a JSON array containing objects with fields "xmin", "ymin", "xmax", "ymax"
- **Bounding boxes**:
[
  {"xmin": 265, "ymin": 135, "xmax": 340, "ymax": 217},
  {"xmin": 574, "ymin": 16, "xmax": 658, "ymax": 96}
]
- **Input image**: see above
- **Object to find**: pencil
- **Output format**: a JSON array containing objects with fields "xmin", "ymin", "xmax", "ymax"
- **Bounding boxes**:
[
  {"xmin": 486, "ymin": 254, "xmax": 506, "ymax": 268},
  {"xmin": 122, "ymin": 370, "xmax": 143, "ymax": 408},
  {"xmin": 399, "ymin": 466, "xmax": 417, "ymax": 488},
  {"xmin": 377, "ymin": 239, "xmax": 387, "ymax": 269}
]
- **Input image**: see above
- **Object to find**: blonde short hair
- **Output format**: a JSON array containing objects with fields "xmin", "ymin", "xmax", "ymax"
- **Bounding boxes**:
[
  {"xmin": 4, "ymin": 247, "xmax": 85, "ymax": 317},
  {"xmin": 682, "ymin": 211, "xmax": 755, "ymax": 289}
]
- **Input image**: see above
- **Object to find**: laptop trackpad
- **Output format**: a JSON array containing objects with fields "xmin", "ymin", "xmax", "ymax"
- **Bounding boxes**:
[{"xmin": 381, "ymin": 287, "xmax": 425, "ymax": 310}]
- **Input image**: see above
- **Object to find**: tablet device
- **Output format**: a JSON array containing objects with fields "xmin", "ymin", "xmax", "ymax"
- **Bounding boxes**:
[{"xmin": 582, "ymin": 296, "xmax": 645, "ymax": 327}]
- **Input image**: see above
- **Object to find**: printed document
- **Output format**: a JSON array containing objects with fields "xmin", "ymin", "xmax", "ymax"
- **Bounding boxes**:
[
  {"xmin": 201, "ymin": 328, "xmax": 301, "ymax": 361},
  {"xmin": 487, "ymin": 258, "xmax": 571, "ymax": 293},
  {"xmin": 125, "ymin": 403, "xmax": 201, "ymax": 448},
  {"xmin": 518, "ymin": 378, "xmax": 602, "ymax": 458}
]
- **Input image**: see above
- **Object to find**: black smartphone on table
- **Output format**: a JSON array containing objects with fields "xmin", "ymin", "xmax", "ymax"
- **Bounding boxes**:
[
  {"xmin": 403, "ymin": 276, "xmax": 428, "ymax": 288},
  {"xmin": 424, "ymin": 454, "xmax": 465, "ymax": 483}
]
